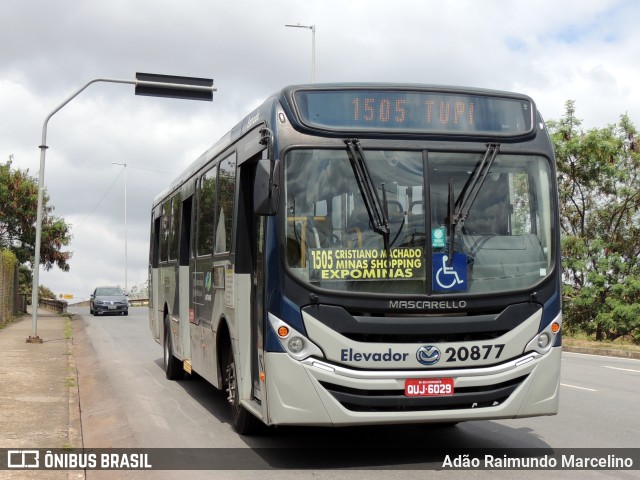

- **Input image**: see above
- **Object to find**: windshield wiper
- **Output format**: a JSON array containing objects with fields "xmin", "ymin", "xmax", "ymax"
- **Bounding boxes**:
[
  {"xmin": 447, "ymin": 142, "xmax": 500, "ymax": 264},
  {"xmin": 345, "ymin": 139, "xmax": 391, "ymax": 252}
]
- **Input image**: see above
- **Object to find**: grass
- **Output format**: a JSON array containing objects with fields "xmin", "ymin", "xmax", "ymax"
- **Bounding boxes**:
[
  {"xmin": 64, "ymin": 315, "xmax": 72, "ymax": 339},
  {"xmin": 0, "ymin": 315, "xmax": 15, "ymax": 330}
]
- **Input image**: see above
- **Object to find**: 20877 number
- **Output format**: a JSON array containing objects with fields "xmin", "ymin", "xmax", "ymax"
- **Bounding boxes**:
[{"xmin": 445, "ymin": 344, "xmax": 505, "ymax": 362}]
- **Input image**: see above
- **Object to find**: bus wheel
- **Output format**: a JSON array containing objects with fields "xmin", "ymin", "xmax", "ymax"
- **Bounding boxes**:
[
  {"xmin": 163, "ymin": 318, "xmax": 184, "ymax": 380},
  {"xmin": 225, "ymin": 349, "xmax": 258, "ymax": 435}
]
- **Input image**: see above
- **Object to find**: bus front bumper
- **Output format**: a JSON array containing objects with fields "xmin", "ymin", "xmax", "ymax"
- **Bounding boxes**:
[{"xmin": 262, "ymin": 347, "xmax": 561, "ymax": 427}]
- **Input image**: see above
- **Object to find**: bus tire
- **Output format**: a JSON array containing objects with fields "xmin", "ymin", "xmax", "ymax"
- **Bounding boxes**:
[
  {"xmin": 164, "ymin": 317, "xmax": 184, "ymax": 380},
  {"xmin": 225, "ymin": 348, "xmax": 258, "ymax": 435}
]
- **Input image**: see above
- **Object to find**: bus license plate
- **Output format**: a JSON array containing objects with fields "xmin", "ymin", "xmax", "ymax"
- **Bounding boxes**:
[{"xmin": 405, "ymin": 378, "xmax": 454, "ymax": 397}]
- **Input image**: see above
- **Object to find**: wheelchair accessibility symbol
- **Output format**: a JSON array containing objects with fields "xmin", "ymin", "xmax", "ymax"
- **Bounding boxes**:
[{"xmin": 433, "ymin": 253, "xmax": 467, "ymax": 291}]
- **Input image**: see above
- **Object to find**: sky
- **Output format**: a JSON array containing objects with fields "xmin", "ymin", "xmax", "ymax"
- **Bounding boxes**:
[{"xmin": 1, "ymin": 0, "xmax": 639, "ymax": 302}]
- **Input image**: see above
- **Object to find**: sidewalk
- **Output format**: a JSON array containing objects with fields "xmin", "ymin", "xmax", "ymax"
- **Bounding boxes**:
[{"xmin": 0, "ymin": 309, "xmax": 82, "ymax": 479}]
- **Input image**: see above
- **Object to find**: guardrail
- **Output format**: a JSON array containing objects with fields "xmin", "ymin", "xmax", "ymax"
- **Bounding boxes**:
[
  {"xmin": 39, "ymin": 298, "xmax": 67, "ymax": 314},
  {"xmin": 65, "ymin": 298, "xmax": 148, "ymax": 308},
  {"xmin": 128, "ymin": 298, "xmax": 149, "ymax": 307}
]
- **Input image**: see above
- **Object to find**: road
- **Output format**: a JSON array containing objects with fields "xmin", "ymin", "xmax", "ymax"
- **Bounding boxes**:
[{"xmin": 69, "ymin": 306, "xmax": 640, "ymax": 479}]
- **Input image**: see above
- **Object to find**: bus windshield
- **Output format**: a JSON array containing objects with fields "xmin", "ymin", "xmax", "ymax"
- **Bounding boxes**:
[{"xmin": 284, "ymin": 148, "xmax": 554, "ymax": 295}]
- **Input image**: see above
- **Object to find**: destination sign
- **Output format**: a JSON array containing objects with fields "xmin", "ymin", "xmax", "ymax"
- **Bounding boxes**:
[
  {"xmin": 308, "ymin": 247, "xmax": 424, "ymax": 281},
  {"xmin": 292, "ymin": 88, "xmax": 534, "ymax": 136}
]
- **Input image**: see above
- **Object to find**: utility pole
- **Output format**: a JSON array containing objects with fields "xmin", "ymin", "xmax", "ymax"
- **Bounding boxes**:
[
  {"xmin": 285, "ymin": 23, "xmax": 316, "ymax": 83},
  {"xmin": 28, "ymin": 73, "xmax": 215, "ymax": 343}
]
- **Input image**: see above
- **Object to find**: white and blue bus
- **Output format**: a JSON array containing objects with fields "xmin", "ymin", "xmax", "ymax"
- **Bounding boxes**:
[{"xmin": 149, "ymin": 84, "xmax": 562, "ymax": 434}]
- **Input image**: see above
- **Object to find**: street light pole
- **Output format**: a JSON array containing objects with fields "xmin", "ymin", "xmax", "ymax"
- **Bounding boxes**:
[
  {"xmin": 112, "ymin": 162, "xmax": 127, "ymax": 292},
  {"xmin": 28, "ymin": 74, "xmax": 215, "ymax": 343},
  {"xmin": 285, "ymin": 23, "xmax": 316, "ymax": 83}
]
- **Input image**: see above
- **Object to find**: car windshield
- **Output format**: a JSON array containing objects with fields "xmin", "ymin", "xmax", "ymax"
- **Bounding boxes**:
[
  {"xmin": 284, "ymin": 149, "xmax": 554, "ymax": 295},
  {"xmin": 96, "ymin": 287, "xmax": 124, "ymax": 296}
]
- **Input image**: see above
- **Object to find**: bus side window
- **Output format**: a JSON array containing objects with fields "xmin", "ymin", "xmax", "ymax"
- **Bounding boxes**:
[
  {"xmin": 215, "ymin": 153, "xmax": 236, "ymax": 254},
  {"xmin": 160, "ymin": 200, "xmax": 171, "ymax": 262},
  {"xmin": 168, "ymin": 194, "xmax": 181, "ymax": 261},
  {"xmin": 180, "ymin": 196, "xmax": 192, "ymax": 266},
  {"xmin": 196, "ymin": 167, "xmax": 217, "ymax": 256},
  {"xmin": 151, "ymin": 216, "xmax": 161, "ymax": 268}
]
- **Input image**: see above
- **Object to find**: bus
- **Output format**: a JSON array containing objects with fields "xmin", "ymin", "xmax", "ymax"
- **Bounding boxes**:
[{"xmin": 149, "ymin": 83, "xmax": 562, "ymax": 434}]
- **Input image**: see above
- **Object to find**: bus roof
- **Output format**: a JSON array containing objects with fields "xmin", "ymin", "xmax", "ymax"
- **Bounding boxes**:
[{"xmin": 152, "ymin": 83, "xmax": 537, "ymax": 207}]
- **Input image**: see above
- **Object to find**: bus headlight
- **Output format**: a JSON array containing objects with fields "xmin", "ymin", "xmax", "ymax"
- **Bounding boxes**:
[
  {"xmin": 526, "ymin": 313, "xmax": 562, "ymax": 355},
  {"xmin": 537, "ymin": 333, "xmax": 551, "ymax": 349},
  {"xmin": 268, "ymin": 313, "xmax": 324, "ymax": 361}
]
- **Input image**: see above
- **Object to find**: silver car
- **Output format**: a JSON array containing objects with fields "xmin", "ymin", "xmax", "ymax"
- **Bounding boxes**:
[{"xmin": 89, "ymin": 286, "xmax": 129, "ymax": 316}]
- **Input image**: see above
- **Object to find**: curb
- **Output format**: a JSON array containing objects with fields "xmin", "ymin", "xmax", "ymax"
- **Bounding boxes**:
[
  {"xmin": 67, "ymin": 315, "xmax": 85, "ymax": 480},
  {"xmin": 67, "ymin": 314, "xmax": 83, "ymax": 450},
  {"xmin": 562, "ymin": 345, "xmax": 640, "ymax": 360}
]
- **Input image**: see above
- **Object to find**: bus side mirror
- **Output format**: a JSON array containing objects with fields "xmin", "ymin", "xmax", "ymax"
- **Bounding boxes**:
[{"xmin": 255, "ymin": 159, "xmax": 280, "ymax": 216}]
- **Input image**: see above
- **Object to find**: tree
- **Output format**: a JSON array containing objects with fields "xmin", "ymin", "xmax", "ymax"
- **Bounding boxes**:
[
  {"xmin": 0, "ymin": 156, "xmax": 73, "ymax": 273},
  {"xmin": 548, "ymin": 102, "xmax": 640, "ymax": 342},
  {"xmin": 39, "ymin": 285, "xmax": 56, "ymax": 300},
  {"xmin": 128, "ymin": 280, "xmax": 149, "ymax": 299}
]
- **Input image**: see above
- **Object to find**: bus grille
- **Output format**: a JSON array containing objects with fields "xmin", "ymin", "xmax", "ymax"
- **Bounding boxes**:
[
  {"xmin": 319, "ymin": 375, "xmax": 527, "ymax": 412},
  {"xmin": 302, "ymin": 303, "xmax": 540, "ymax": 344}
]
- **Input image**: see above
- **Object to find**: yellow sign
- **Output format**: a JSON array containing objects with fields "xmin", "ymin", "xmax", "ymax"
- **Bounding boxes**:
[
  {"xmin": 61, "ymin": 294, "xmax": 74, "ymax": 299},
  {"xmin": 309, "ymin": 247, "xmax": 424, "ymax": 281}
]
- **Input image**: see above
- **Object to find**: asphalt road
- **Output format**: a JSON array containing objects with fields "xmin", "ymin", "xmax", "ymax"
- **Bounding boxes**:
[{"xmin": 69, "ymin": 306, "xmax": 640, "ymax": 479}]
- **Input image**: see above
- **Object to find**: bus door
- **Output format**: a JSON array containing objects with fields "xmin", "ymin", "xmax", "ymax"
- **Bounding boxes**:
[
  {"xmin": 192, "ymin": 166, "xmax": 217, "ymax": 327},
  {"xmin": 149, "ymin": 214, "xmax": 162, "ymax": 341},
  {"xmin": 237, "ymin": 156, "xmax": 267, "ymax": 405},
  {"xmin": 252, "ymin": 215, "xmax": 266, "ymax": 399},
  {"xmin": 186, "ymin": 166, "xmax": 217, "ymax": 383},
  {"xmin": 178, "ymin": 196, "xmax": 193, "ymax": 361}
]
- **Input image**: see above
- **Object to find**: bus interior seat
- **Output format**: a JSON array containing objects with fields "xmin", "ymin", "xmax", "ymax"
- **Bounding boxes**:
[
  {"xmin": 287, "ymin": 216, "xmax": 335, "ymax": 267},
  {"xmin": 286, "ymin": 233, "xmax": 302, "ymax": 267},
  {"xmin": 409, "ymin": 200, "xmax": 423, "ymax": 215},
  {"xmin": 307, "ymin": 216, "xmax": 335, "ymax": 247}
]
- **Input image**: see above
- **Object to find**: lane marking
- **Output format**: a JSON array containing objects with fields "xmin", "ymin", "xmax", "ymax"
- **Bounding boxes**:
[
  {"xmin": 602, "ymin": 366, "xmax": 640, "ymax": 374},
  {"xmin": 560, "ymin": 383, "xmax": 597, "ymax": 392}
]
